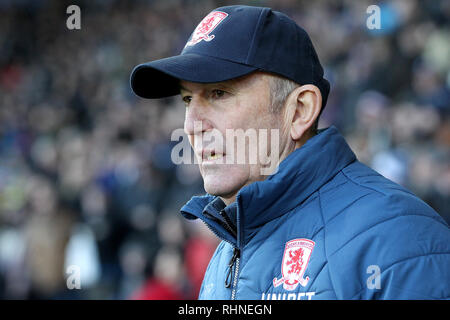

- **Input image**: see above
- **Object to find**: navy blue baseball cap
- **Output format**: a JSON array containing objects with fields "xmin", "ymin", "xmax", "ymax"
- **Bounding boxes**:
[{"xmin": 130, "ymin": 5, "xmax": 330, "ymax": 107}]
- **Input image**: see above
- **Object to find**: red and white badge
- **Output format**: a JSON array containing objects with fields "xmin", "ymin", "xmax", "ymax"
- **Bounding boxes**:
[
  {"xmin": 273, "ymin": 238, "xmax": 315, "ymax": 291},
  {"xmin": 185, "ymin": 11, "xmax": 228, "ymax": 47}
]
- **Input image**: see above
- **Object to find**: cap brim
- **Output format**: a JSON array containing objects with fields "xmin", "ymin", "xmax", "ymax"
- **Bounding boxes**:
[{"xmin": 130, "ymin": 53, "xmax": 258, "ymax": 99}]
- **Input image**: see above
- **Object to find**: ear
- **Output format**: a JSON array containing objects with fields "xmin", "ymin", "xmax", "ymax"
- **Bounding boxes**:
[{"xmin": 287, "ymin": 84, "xmax": 322, "ymax": 141}]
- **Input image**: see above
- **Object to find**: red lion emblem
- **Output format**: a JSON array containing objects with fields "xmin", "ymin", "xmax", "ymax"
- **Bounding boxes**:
[
  {"xmin": 185, "ymin": 11, "xmax": 228, "ymax": 47},
  {"xmin": 273, "ymin": 239, "xmax": 315, "ymax": 291},
  {"xmin": 197, "ymin": 16, "xmax": 216, "ymax": 34},
  {"xmin": 286, "ymin": 248, "xmax": 305, "ymax": 275}
]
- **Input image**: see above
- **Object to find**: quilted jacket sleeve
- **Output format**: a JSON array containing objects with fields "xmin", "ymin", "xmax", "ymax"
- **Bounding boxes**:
[
  {"xmin": 360, "ymin": 213, "xmax": 450, "ymax": 299},
  {"xmin": 324, "ymin": 189, "xmax": 450, "ymax": 299}
]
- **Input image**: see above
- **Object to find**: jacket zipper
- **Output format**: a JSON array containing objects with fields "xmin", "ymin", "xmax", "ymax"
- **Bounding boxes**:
[
  {"xmin": 219, "ymin": 209, "xmax": 241, "ymax": 299},
  {"xmin": 200, "ymin": 209, "xmax": 241, "ymax": 299},
  {"xmin": 225, "ymin": 247, "xmax": 239, "ymax": 286},
  {"xmin": 224, "ymin": 247, "xmax": 240, "ymax": 299},
  {"xmin": 219, "ymin": 210, "xmax": 237, "ymax": 238},
  {"xmin": 201, "ymin": 221, "xmax": 241, "ymax": 299},
  {"xmin": 231, "ymin": 250, "xmax": 240, "ymax": 300}
]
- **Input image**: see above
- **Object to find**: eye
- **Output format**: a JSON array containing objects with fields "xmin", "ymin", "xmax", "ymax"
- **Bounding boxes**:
[
  {"xmin": 211, "ymin": 89, "xmax": 227, "ymax": 99},
  {"xmin": 182, "ymin": 95, "xmax": 192, "ymax": 106}
]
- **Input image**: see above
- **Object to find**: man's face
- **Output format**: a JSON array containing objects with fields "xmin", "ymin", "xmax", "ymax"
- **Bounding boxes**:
[{"xmin": 180, "ymin": 72, "xmax": 284, "ymax": 204}]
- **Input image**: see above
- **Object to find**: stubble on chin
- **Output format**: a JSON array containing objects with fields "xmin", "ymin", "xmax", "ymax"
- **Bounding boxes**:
[{"xmin": 201, "ymin": 164, "xmax": 250, "ymax": 202}]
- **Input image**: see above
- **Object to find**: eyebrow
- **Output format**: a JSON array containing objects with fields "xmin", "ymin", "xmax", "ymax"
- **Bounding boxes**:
[
  {"xmin": 179, "ymin": 81, "xmax": 235, "ymax": 93},
  {"xmin": 179, "ymin": 84, "xmax": 191, "ymax": 93}
]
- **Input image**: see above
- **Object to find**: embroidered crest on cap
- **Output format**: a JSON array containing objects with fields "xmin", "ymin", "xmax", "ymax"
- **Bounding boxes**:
[
  {"xmin": 185, "ymin": 11, "xmax": 228, "ymax": 47},
  {"xmin": 273, "ymin": 238, "xmax": 315, "ymax": 291}
]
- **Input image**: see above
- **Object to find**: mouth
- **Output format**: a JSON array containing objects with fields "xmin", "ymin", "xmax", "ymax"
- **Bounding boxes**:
[{"xmin": 200, "ymin": 150, "xmax": 225, "ymax": 163}]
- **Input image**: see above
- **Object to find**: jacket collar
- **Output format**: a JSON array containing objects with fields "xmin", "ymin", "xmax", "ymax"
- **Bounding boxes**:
[{"xmin": 180, "ymin": 126, "xmax": 357, "ymax": 248}]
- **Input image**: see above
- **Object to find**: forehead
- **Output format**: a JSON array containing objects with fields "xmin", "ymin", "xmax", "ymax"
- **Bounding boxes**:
[{"xmin": 179, "ymin": 71, "xmax": 270, "ymax": 92}]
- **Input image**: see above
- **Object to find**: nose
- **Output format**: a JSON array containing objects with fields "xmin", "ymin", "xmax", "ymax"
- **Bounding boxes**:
[{"xmin": 183, "ymin": 97, "xmax": 212, "ymax": 136}]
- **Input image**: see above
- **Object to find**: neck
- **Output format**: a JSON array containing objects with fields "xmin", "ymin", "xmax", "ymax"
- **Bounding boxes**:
[
  {"xmin": 219, "ymin": 130, "xmax": 317, "ymax": 206},
  {"xmin": 294, "ymin": 129, "xmax": 316, "ymax": 150},
  {"xmin": 220, "ymin": 195, "xmax": 236, "ymax": 206}
]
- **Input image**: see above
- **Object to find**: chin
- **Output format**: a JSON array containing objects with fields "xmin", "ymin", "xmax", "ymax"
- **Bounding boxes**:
[{"xmin": 201, "ymin": 166, "xmax": 249, "ymax": 200}]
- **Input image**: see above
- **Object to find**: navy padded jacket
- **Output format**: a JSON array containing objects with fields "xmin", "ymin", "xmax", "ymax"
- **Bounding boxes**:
[{"xmin": 180, "ymin": 126, "xmax": 450, "ymax": 300}]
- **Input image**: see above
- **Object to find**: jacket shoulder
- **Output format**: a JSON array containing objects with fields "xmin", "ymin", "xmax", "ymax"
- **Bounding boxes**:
[{"xmin": 319, "ymin": 161, "xmax": 450, "ymax": 299}]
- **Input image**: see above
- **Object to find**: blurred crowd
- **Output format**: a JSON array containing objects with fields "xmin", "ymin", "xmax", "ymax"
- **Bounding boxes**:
[{"xmin": 0, "ymin": 0, "xmax": 449, "ymax": 299}]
